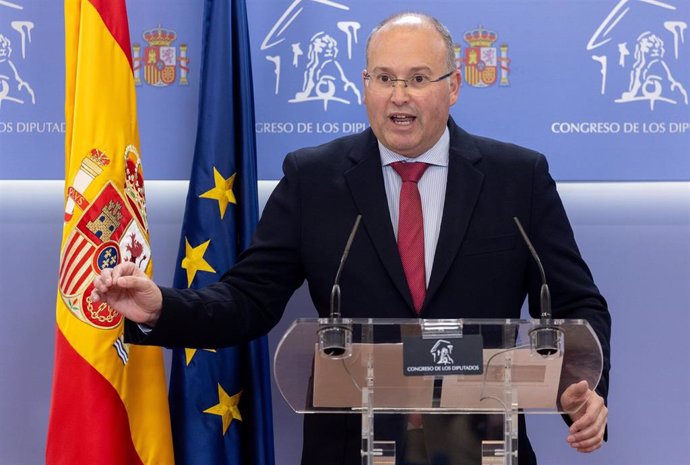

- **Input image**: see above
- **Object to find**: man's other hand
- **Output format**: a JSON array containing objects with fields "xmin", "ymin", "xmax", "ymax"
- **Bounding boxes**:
[{"xmin": 561, "ymin": 380, "xmax": 608, "ymax": 453}]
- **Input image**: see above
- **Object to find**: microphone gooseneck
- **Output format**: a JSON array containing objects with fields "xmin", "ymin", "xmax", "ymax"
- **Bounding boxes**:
[
  {"xmin": 513, "ymin": 217, "xmax": 551, "ymax": 323},
  {"xmin": 319, "ymin": 214, "xmax": 362, "ymax": 358},
  {"xmin": 513, "ymin": 217, "xmax": 562, "ymax": 357},
  {"xmin": 329, "ymin": 214, "xmax": 362, "ymax": 320}
]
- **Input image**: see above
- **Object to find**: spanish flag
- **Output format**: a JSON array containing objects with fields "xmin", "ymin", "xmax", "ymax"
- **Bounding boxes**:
[{"xmin": 46, "ymin": 1, "xmax": 174, "ymax": 464}]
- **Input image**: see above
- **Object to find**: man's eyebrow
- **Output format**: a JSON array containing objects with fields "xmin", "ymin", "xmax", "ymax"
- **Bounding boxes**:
[{"xmin": 369, "ymin": 65, "xmax": 434, "ymax": 74}]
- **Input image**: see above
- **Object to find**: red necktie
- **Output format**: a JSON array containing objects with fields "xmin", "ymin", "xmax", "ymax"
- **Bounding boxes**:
[{"xmin": 391, "ymin": 161, "xmax": 429, "ymax": 313}]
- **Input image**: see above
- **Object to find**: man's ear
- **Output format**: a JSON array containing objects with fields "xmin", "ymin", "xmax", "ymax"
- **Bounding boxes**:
[
  {"xmin": 361, "ymin": 70, "xmax": 368, "ymax": 104},
  {"xmin": 449, "ymin": 70, "xmax": 461, "ymax": 105}
]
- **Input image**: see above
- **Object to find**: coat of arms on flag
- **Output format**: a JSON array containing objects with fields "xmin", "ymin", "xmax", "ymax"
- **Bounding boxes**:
[{"xmin": 58, "ymin": 146, "xmax": 151, "ymax": 330}]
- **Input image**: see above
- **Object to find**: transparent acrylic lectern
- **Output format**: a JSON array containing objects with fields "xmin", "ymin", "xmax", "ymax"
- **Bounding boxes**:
[{"xmin": 274, "ymin": 318, "xmax": 603, "ymax": 465}]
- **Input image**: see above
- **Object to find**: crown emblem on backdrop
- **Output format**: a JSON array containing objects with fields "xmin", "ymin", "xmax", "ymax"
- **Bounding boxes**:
[
  {"xmin": 133, "ymin": 25, "xmax": 189, "ymax": 87},
  {"xmin": 455, "ymin": 25, "xmax": 510, "ymax": 88},
  {"xmin": 143, "ymin": 26, "xmax": 177, "ymax": 47},
  {"xmin": 464, "ymin": 26, "xmax": 497, "ymax": 48}
]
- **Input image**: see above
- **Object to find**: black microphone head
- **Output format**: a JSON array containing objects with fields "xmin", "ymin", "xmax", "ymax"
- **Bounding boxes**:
[
  {"xmin": 318, "ymin": 323, "xmax": 352, "ymax": 359},
  {"xmin": 530, "ymin": 326, "xmax": 562, "ymax": 358}
]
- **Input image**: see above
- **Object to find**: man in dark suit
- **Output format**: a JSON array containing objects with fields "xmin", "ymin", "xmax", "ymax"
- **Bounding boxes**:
[{"xmin": 93, "ymin": 12, "xmax": 610, "ymax": 465}]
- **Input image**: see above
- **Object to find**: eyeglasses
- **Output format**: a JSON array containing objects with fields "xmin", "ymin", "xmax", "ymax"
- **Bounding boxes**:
[{"xmin": 364, "ymin": 71, "xmax": 454, "ymax": 92}]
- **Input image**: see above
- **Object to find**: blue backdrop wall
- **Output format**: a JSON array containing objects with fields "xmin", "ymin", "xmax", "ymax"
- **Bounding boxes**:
[
  {"xmin": 2, "ymin": 0, "xmax": 689, "ymax": 181},
  {"xmin": 0, "ymin": 0, "xmax": 689, "ymax": 464}
]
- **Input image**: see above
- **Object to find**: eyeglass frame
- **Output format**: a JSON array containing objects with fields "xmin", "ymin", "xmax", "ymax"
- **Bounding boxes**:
[{"xmin": 363, "ymin": 70, "xmax": 456, "ymax": 90}]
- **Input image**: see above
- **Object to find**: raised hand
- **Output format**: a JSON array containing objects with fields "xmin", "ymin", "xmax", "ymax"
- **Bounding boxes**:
[{"xmin": 91, "ymin": 261, "xmax": 163, "ymax": 327}]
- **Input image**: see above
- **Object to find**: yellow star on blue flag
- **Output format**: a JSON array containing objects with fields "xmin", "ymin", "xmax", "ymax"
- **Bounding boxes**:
[
  {"xmin": 180, "ymin": 238, "xmax": 216, "ymax": 287},
  {"xmin": 203, "ymin": 385, "xmax": 243, "ymax": 435},
  {"xmin": 199, "ymin": 167, "xmax": 237, "ymax": 219}
]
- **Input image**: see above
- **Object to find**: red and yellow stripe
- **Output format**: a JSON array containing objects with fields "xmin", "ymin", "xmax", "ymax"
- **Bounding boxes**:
[{"xmin": 47, "ymin": 1, "xmax": 174, "ymax": 464}]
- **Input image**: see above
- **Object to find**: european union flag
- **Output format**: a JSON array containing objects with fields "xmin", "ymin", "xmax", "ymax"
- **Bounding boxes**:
[{"xmin": 169, "ymin": 1, "xmax": 275, "ymax": 464}]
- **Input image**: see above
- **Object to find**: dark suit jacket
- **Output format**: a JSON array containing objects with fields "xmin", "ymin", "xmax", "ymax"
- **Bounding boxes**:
[{"xmin": 129, "ymin": 118, "xmax": 610, "ymax": 465}]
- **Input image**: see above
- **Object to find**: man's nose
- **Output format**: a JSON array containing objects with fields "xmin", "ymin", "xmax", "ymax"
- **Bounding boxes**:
[{"xmin": 390, "ymin": 81, "xmax": 410, "ymax": 103}]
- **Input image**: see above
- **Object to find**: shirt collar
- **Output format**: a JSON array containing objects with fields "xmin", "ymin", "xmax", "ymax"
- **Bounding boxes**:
[{"xmin": 379, "ymin": 127, "xmax": 450, "ymax": 167}]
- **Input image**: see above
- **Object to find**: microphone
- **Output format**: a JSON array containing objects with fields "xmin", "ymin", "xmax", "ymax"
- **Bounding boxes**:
[
  {"xmin": 513, "ymin": 217, "xmax": 562, "ymax": 357},
  {"xmin": 318, "ymin": 214, "xmax": 362, "ymax": 358}
]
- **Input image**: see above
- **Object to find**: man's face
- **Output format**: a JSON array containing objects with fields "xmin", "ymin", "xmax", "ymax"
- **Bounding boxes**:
[{"xmin": 363, "ymin": 23, "xmax": 460, "ymax": 158}]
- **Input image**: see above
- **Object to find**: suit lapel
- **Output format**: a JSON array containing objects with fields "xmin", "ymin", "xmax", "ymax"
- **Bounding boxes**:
[
  {"xmin": 343, "ymin": 122, "xmax": 486, "ymax": 313},
  {"xmin": 425, "ymin": 124, "xmax": 485, "ymax": 307},
  {"xmin": 344, "ymin": 131, "xmax": 413, "ymax": 309}
]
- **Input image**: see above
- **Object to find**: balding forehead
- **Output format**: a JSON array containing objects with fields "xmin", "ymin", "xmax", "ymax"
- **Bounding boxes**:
[
  {"xmin": 365, "ymin": 12, "xmax": 456, "ymax": 71},
  {"xmin": 378, "ymin": 13, "xmax": 433, "ymax": 32},
  {"xmin": 371, "ymin": 17, "xmax": 438, "ymax": 46}
]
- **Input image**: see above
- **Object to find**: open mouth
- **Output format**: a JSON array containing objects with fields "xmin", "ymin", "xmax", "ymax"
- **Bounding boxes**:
[{"xmin": 390, "ymin": 114, "xmax": 415, "ymax": 125}]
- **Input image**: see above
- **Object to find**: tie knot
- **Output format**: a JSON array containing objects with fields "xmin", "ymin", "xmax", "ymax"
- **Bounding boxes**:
[{"xmin": 391, "ymin": 161, "xmax": 429, "ymax": 183}]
